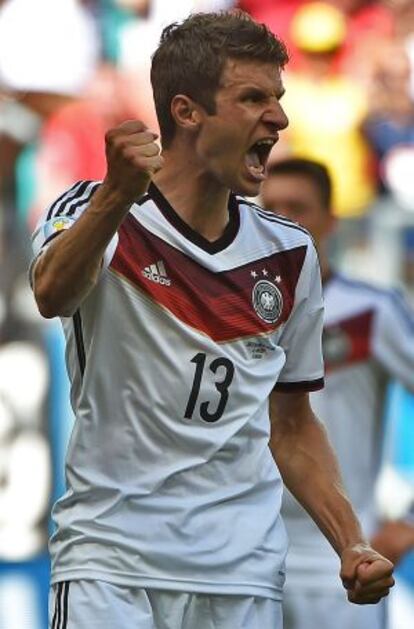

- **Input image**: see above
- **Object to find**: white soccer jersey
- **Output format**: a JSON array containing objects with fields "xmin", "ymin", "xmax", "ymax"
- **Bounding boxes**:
[
  {"xmin": 32, "ymin": 180, "xmax": 324, "ymax": 601},
  {"xmin": 282, "ymin": 272, "xmax": 414, "ymax": 590}
]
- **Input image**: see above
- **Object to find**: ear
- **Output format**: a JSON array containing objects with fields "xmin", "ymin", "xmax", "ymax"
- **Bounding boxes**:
[{"xmin": 170, "ymin": 94, "xmax": 204, "ymax": 135}]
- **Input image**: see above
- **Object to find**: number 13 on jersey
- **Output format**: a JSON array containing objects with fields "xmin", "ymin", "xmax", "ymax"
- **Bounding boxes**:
[{"xmin": 184, "ymin": 353, "xmax": 235, "ymax": 423}]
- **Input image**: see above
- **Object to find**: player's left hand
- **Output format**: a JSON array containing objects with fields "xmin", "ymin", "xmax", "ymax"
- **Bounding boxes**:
[{"xmin": 340, "ymin": 542, "xmax": 394, "ymax": 604}]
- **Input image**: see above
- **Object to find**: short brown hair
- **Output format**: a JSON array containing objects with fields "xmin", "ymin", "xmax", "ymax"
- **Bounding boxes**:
[
  {"xmin": 267, "ymin": 158, "xmax": 333, "ymax": 210},
  {"xmin": 151, "ymin": 11, "xmax": 289, "ymax": 147}
]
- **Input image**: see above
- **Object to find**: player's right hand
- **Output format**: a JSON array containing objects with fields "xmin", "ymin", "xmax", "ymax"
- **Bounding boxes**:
[{"xmin": 102, "ymin": 120, "xmax": 164, "ymax": 204}]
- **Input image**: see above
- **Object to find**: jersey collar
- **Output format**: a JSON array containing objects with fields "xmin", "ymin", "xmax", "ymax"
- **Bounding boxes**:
[{"xmin": 147, "ymin": 182, "xmax": 240, "ymax": 254}]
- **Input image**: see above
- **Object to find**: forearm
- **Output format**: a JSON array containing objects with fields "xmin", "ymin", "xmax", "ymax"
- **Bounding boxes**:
[
  {"xmin": 270, "ymin": 395, "xmax": 365, "ymax": 556},
  {"xmin": 33, "ymin": 183, "xmax": 132, "ymax": 318}
]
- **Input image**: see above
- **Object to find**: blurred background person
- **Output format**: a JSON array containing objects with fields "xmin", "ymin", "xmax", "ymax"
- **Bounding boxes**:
[
  {"xmin": 261, "ymin": 156, "xmax": 414, "ymax": 629},
  {"xmin": 237, "ymin": 0, "xmax": 306, "ymax": 68},
  {"xmin": 383, "ymin": 0, "xmax": 414, "ymax": 93},
  {"xmin": 0, "ymin": 0, "xmax": 137, "ymax": 233},
  {"xmin": 272, "ymin": 2, "xmax": 377, "ymax": 220},
  {"xmin": 238, "ymin": 0, "xmax": 393, "ymax": 78},
  {"xmin": 0, "ymin": 0, "xmax": 100, "ymax": 224},
  {"xmin": 364, "ymin": 41, "xmax": 414, "ymax": 192},
  {"xmin": 324, "ymin": 0, "xmax": 394, "ymax": 80},
  {"xmin": 361, "ymin": 34, "xmax": 414, "ymax": 301}
]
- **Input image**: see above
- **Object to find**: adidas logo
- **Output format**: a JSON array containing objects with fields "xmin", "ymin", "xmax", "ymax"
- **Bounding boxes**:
[{"xmin": 141, "ymin": 260, "xmax": 171, "ymax": 286}]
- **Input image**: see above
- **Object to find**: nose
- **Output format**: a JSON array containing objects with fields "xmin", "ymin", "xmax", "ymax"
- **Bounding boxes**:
[{"xmin": 263, "ymin": 100, "xmax": 289, "ymax": 132}]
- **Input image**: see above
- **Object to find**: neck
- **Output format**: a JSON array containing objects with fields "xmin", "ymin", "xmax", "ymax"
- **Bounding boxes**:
[{"xmin": 153, "ymin": 146, "xmax": 231, "ymax": 242}]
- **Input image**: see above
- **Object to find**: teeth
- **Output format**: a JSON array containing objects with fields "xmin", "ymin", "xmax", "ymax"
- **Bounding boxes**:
[
  {"xmin": 245, "ymin": 138, "xmax": 276, "ymax": 182},
  {"xmin": 245, "ymin": 150, "xmax": 266, "ymax": 180}
]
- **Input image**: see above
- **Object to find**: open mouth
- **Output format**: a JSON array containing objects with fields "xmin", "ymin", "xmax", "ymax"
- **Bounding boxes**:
[{"xmin": 245, "ymin": 138, "xmax": 276, "ymax": 181}]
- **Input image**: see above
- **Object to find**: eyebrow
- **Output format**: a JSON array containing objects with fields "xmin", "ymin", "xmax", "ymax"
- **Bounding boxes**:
[{"xmin": 239, "ymin": 85, "xmax": 286, "ymax": 100}]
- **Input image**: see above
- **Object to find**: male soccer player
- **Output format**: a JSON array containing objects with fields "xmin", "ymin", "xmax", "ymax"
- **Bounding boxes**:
[
  {"xmin": 262, "ymin": 157, "xmax": 414, "ymax": 629},
  {"xmin": 31, "ymin": 13, "xmax": 394, "ymax": 629}
]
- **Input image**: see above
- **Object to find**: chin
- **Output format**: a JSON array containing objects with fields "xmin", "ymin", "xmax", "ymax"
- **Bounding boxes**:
[
  {"xmin": 232, "ymin": 182, "xmax": 261, "ymax": 197},
  {"xmin": 233, "ymin": 179, "xmax": 262, "ymax": 198}
]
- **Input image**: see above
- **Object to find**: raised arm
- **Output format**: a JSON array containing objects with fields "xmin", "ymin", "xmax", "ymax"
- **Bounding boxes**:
[
  {"xmin": 270, "ymin": 389, "xmax": 394, "ymax": 605},
  {"xmin": 32, "ymin": 120, "xmax": 163, "ymax": 318}
]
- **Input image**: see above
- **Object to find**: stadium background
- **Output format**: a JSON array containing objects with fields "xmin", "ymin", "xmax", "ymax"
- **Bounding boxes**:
[{"xmin": 0, "ymin": 0, "xmax": 413, "ymax": 627}]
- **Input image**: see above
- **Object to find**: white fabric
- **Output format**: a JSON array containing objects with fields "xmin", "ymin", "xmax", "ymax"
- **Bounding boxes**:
[
  {"xmin": 33, "ymin": 181, "xmax": 324, "ymax": 601},
  {"xmin": 283, "ymin": 586, "xmax": 387, "ymax": 629},
  {"xmin": 0, "ymin": 0, "xmax": 98, "ymax": 95},
  {"xmin": 282, "ymin": 273, "xmax": 414, "ymax": 595},
  {"xmin": 49, "ymin": 581, "xmax": 283, "ymax": 629}
]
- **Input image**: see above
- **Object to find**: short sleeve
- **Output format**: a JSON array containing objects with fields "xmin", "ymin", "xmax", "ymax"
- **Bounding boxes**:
[
  {"xmin": 372, "ymin": 289, "xmax": 414, "ymax": 392},
  {"xmin": 274, "ymin": 240, "xmax": 325, "ymax": 392},
  {"xmin": 30, "ymin": 179, "xmax": 118, "ymax": 279}
]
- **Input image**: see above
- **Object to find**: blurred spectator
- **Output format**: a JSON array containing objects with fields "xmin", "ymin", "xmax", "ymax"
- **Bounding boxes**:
[
  {"xmin": 362, "ymin": 36, "xmax": 414, "ymax": 301},
  {"xmin": 0, "ymin": 0, "xmax": 100, "ymax": 212},
  {"xmin": 326, "ymin": 1, "xmax": 394, "ymax": 80},
  {"xmin": 237, "ymin": 0, "xmax": 306, "ymax": 66},
  {"xmin": 383, "ymin": 0, "xmax": 414, "ymax": 99},
  {"xmin": 364, "ymin": 41, "xmax": 414, "ymax": 196},
  {"xmin": 238, "ymin": 1, "xmax": 393, "ymax": 79},
  {"xmin": 278, "ymin": 1, "xmax": 377, "ymax": 218},
  {"xmin": 0, "ymin": 0, "xmax": 137, "ymax": 232}
]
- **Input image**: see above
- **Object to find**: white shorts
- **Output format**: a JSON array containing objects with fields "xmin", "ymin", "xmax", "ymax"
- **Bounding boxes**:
[
  {"xmin": 49, "ymin": 580, "xmax": 283, "ymax": 629},
  {"xmin": 283, "ymin": 587, "xmax": 388, "ymax": 629}
]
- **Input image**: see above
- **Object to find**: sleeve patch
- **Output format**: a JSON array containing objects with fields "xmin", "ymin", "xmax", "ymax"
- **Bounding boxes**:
[{"xmin": 43, "ymin": 216, "xmax": 76, "ymax": 241}]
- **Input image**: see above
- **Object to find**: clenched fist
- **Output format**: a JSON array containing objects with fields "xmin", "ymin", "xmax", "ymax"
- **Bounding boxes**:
[
  {"xmin": 102, "ymin": 120, "xmax": 164, "ymax": 204},
  {"xmin": 340, "ymin": 542, "xmax": 394, "ymax": 605}
]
